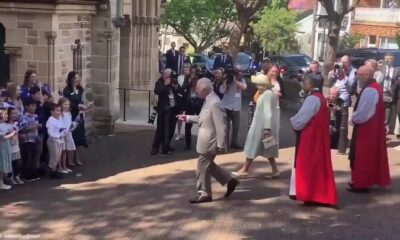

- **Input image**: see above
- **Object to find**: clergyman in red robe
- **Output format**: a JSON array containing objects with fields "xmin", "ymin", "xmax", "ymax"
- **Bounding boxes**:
[
  {"xmin": 348, "ymin": 66, "xmax": 391, "ymax": 192},
  {"xmin": 289, "ymin": 74, "xmax": 338, "ymax": 207}
]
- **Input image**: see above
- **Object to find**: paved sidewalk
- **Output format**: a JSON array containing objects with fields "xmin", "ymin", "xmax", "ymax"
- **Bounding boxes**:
[{"xmin": 0, "ymin": 130, "xmax": 399, "ymax": 240}]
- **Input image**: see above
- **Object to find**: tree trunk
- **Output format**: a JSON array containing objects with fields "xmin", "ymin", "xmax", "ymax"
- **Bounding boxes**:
[
  {"xmin": 228, "ymin": 21, "xmax": 243, "ymax": 61},
  {"xmin": 323, "ymin": 19, "xmax": 341, "ymax": 86}
]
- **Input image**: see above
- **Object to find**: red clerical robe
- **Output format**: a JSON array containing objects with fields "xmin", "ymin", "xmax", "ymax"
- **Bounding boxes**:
[
  {"xmin": 293, "ymin": 93, "xmax": 338, "ymax": 205},
  {"xmin": 350, "ymin": 82, "xmax": 391, "ymax": 188}
]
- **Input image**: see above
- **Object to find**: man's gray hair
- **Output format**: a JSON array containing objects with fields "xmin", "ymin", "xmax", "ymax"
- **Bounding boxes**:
[
  {"xmin": 197, "ymin": 78, "xmax": 213, "ymax": 92},
  {"xmin": 164, "ymin": 68, "xmax": 173, "ymax": 76}
]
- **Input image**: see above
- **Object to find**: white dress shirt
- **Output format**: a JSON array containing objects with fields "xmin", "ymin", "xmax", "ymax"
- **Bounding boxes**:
[
  {"xmin": 290, "ymin": 93, "xmax": 321, "ymax": 131},
  {"xmin": 351, "ymin": 87, "xmax": 379, "ymax": 124},
  {"xmin": 47, "ymin": 116, "xmax": 67, "ymax": 142}
]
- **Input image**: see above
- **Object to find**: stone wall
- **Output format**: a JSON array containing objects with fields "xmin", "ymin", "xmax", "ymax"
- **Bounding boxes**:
[
  {"xmin": 55, "ymin": 14, "xmax": 92, "ymax": 93},
  {"xmin": 0, "ymin": 12, "xmax": 52, "ymax": 85}
]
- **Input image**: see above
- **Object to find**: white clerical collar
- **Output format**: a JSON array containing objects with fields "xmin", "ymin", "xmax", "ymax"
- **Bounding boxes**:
[{"xmin": 307, "ymin": 88, "xmax": 319, "ymax": 95}]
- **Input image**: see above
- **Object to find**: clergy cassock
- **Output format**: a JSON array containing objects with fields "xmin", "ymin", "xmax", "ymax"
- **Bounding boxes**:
[
  {"xmin": 349, "ymin": 81, "xmax": 391, "ymax": 189},
  {"xmin": 289, "ymin": 90, "xmax": 338, "ymax": 205}
]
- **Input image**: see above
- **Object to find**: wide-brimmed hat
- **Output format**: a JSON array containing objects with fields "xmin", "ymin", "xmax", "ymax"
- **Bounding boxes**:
[{"xmin": 251, "ymin": 73, "xmax": 270, "ymax": 85}]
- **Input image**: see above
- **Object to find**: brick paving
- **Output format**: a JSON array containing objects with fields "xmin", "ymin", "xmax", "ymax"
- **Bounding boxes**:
[{"xmin": 0, "ymin": 108, "xmax": 400, "ymax": 239}]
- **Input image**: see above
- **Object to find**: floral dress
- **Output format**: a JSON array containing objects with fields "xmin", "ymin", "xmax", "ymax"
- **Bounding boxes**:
[{"xmin": 0, "ymin": 123, "xmax": 13, "ymax": 173}]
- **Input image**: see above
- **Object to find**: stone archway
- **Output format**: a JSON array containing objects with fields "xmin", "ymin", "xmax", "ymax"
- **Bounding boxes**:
[{"xmin": 0, "ymin": 23, "xmax": 10, "ymax": 86}]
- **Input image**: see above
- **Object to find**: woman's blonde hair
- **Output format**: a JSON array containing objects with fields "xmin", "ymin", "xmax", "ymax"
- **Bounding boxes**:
[
  {"xmin": 58, "ymin": 97, "xmax": 70, "ymax": 111},
  {"xmin": 0, "ymin": 107, "xmax": 7, "ymax": 121}
]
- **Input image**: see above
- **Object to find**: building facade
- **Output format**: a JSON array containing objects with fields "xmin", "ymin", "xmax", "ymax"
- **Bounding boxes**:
[
  {"xmin": 352, "ymin": 0, "xmax": 400, "ymax": 49},
  {"xmin": 0, "ymin": 0, "xmax": 161, "ymax": 134}
]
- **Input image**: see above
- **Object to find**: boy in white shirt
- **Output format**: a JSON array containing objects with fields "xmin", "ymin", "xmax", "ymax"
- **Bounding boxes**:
[{"xmin": 46, "ymin": 103, "xmax": 67, "ymax": 179}]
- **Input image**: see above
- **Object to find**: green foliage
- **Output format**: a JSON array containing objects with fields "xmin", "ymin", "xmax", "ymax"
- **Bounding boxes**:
[
  {"xmin": 253, "ymin": 8, "xmax": 299, "ymax": 54},
  {"xmin": 161, "ymin": 0, "xmax": 235, "ymax": 53},
  {"xmin": 269, "ymin": 0, "xmax": 290, "ymax": 10},
  {"xmin": 338, "ymin": 33, "xmax": 363, "ymax": 50}
]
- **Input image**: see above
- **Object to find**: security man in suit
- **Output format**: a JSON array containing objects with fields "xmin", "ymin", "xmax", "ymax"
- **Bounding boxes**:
[
  {"xmin": 380, "ymin": 52, "xmax": 400, "ymax": 134},
  {"xmin": 213, "ymin": 45, "xmax": 233, "ymax": 70},
  {"xmin": 165, "ymin": 42, "xmax": 179, "ymax": 73}
]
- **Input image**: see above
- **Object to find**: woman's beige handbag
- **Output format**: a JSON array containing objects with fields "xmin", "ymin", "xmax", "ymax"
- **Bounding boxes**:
[{"xmin": 262, "ymin": 135, "xmax": 277, "ymax": 149}]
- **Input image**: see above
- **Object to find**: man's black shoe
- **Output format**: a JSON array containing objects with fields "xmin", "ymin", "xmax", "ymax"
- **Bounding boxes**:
[
  {"xmin": 150, "ymin": 149, "xmax": 158, "ymax": 156},
  {"xmin": 225, "ymin": 178, "xmax": 239, "ymax": 198},
  {"xmin": 289, "ymin": 195, "xmax": 297, "ymax": 200},
  {"xmin": 49, "ymin": 171, "xmax": 63, "ymax": 179},
  {"xmin": 184, "ymin": 146, "xmax": 191, "ymax": 151},
  {"xmin": 189, "ymin": 195, "xmax": 212, "ymax": 204},
  {"xmin": 168, "ymin": 147, "xmax": 175, "ymax": 152},
  {"xmin": 230, "ymin": 145, "xmax": 242, "ymax": 150}
]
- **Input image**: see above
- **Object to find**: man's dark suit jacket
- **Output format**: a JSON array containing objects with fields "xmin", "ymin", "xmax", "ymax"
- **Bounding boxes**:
[
  {"xmin": 154, "ymin": 78, "xmax": 178, "ymax": 113},
  {"xmin": 381, "ymin": 66, "xmax": 400, "ymax": 103},
  {"xmin": 166, "ymin": 49, "xmax": 179, "ymax": 73},
  {"xmin": 213, "ymin": 54, "xmax": 233, "ymax": 70}
]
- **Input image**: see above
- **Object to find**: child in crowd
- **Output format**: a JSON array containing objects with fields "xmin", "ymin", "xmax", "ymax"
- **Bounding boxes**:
[
  {"xmin": 59, "ymin": 97, "xmax": 78, "ymax": 170},
  {"xmin": 7, "ymin": 107, "xmax": 24, "ymax": 185},
  {"xmin": 46, "ymin": 103, "xmax": 68, "ymax": 179},
  {"xmin": 38, "ymin": 89, "xmax": 53, "ymax": 169},
  {"xmin": 19, "ymin": 98, "xmax": 41, "ymax": 181},
  {"xmin": 0, "ymin": 107, "xmax": 16, "ymax": 190},
  {"xmin": 0, "ymin": 90, "xmax": 12, "ymax": 108},
  {"xmin": 6, "ymin": 81, "xmax": 24, "ymax": 112}
]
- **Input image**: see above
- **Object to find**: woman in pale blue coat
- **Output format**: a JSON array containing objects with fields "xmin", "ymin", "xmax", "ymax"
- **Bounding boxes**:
[{"xmin": 232, "ymin": 74, "xmax": 280, "ymax": 178}]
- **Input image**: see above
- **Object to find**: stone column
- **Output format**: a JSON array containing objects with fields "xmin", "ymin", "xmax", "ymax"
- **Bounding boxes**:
[
  {"xmin": 45, "ymin": 31, "xmax": 57, "ymax": 91},
  {"xmin": 130, "ymin": 0, "xmax": 160, "ymax": 89},
  {"xmin": 4, "ymin": 46, "xmax": 22, "ymax": 83},
  {"xmin": 104, "ymin": 31, "xmax": 113, "ymax": 83}
]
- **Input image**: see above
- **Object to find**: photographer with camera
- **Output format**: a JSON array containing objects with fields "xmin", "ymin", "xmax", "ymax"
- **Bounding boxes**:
[
  {"xmin": 150, "ymin": 69, "xmax": 179, "ymax": 156},
  {"xmin": 328, "ymin": 55, "xmax": 357, "ymax": 153},
  {"xmin": 220, "ymin": 65, "xmax": 247, "ymax": 149},
  {"xmin": 380, "ymin": 52, "xmax": 400, "ymax": 134}
]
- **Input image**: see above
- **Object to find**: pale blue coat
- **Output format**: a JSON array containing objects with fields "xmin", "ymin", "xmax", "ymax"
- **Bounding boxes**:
[{"xmin": 244, "ymin": 89, "xmax": 279, "ymax": 159}]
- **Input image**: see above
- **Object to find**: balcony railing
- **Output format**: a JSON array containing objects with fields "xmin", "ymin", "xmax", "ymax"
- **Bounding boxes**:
[{"xmin": 354, "ymin": 7, "xmax": 400, "ymax": 23}]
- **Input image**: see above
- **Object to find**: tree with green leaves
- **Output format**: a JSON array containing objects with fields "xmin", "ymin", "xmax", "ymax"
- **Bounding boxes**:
[
  {"xmin": 338, "ymin": 33, "xmax": 362, "ymax": 50},
  {"xmin": 318, "ymin": 0, "xmax": 360, "ymax": 77},
  {"xmin": 228, "ymin": 0, "xmax": 288, "ymax": 58},
  {"xmin": 161, "ymin": 0, "xmax": 235, "ymax": 53},
  {"xmin": 253, "ymin": 8, "xmax": 298, "ymax": 54}
]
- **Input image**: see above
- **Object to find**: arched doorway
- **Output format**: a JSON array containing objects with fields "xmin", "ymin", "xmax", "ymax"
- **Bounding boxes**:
[{"xmin": 0, "ymin": 23, "xmax": 10, "ymax": 87}]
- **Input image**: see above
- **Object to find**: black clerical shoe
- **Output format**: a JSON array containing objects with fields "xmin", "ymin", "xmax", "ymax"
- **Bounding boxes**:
[
  {"xmin": 230, "ymin": 144, "xmax": 242, "ymax": 150},
  {"xmin": 189, "ymin": 195, "xmax": 212, "ymax": 204},
  {"xmin": 225, "ymin": 178, "xmax": 239, "ymax": 198},
  {"xmin": 346, "ymin": 187, "xmax": 370, "ymax": 193},
  {"xmin": 183, "ymin": 146, "xmax": 191, "ymax": 151},
  {"xmin": 150, "ymin": 149, "xmax": 158, "ymax": 156},
  {"xmin": 289, "ymin": 195, "xmax": 297, "ymax": 200}
]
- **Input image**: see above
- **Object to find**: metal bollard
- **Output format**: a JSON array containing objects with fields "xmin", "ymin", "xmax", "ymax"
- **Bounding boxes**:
[
  {"xmin": 337, "ymin": 106, "xmax": 348, "ymax": 154},
  {"xmin": 248, "ymin": 101, "xmax": 255, "ymax": 130}
]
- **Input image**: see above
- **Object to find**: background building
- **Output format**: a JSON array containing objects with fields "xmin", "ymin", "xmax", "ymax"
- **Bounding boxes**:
[
  {"xmin": 0, "ymin": 0, "xmax": 161, "ymax": 134},
  {"xmin": 352, "ymin": 0, "xmax": 400, "ymax": 49}
]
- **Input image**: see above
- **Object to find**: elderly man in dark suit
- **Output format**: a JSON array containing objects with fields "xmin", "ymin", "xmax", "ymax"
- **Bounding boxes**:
[
  {"xmin": 213, "ymin": 45, "xmax": 233, "ymax": 70},
  {"xmin": 165, "ymin": 42, "xmax": 179, "ymax": 73},
  {"xmin": 380, "ymin": 52, "xmax": 400, "ymax": 134},
  {"xmin": 177, "ymin": 78, "xmax": 239, "ymax": 204}
]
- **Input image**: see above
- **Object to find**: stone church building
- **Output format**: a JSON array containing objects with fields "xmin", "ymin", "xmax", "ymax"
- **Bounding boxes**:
[{"xmin": 0, "ymin": 0, "xmax": 161, "ymax": 134}]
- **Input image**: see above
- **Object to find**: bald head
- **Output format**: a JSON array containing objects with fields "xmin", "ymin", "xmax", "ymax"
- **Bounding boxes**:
[
  {"xmin": 357, "ymin": 65, "xmax": 374, "ymax": 86},
  {"xmin": 196, "ymin": 78, "xmax": 213, "ymax": 98}
]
